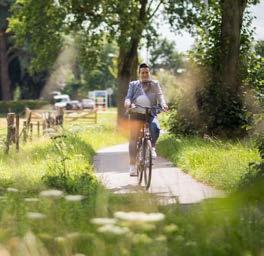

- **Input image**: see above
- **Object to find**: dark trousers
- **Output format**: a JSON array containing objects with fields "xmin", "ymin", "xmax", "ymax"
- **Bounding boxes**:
[{"xmin": 129, "ymin": 116, "xmax": 160, "ymax": 165}]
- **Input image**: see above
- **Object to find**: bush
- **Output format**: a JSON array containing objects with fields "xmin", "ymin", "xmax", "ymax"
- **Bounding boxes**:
[
  {"xmin": 0, "ymin": 100, "xmax": 49, "ymax": 115},
  {"xmin": 167, "ymin": 103, "xmax": 203, "ymax": 136},
  {"xmin": 167, "ymin": 86, "xmax": 253, "ymax": 138},
  {"xmin": 239, "ymin": 135, "xmax": 264, "ymax": 188},
  {"xmin": 41, "ymin": 132, "xmax": 98, "ymax": 195}
]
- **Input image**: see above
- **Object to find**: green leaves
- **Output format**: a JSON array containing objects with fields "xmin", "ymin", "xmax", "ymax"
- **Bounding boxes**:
[
  {"xmin": 9, "ymin": 0, "xmax": 66, "ymax": 72},
  {"xmin": 149, "ymin": 38, "xmax": 185, "ymax": 75}
]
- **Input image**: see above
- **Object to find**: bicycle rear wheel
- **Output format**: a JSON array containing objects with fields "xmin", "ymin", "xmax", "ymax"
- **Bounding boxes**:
[
  {"xmin": 143, "ymin": 139, "xmax": 152, "ymax": 190},
  {"xmin": 136, "ymin": 140, "xmax": 144, "ymax": 185}
]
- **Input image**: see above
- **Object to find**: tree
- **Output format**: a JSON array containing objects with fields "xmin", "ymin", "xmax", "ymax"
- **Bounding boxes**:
[
  {"xmin": 203, "ymin": 0, "xmax": 261, "ymax": 135},
  {"xmin": 58, "ymin": 0, "xmax": 164, "ymax": 122},
  {"xmin": 165, "ymin": 0, "xmax": 261, "ymax": 136},
  {"xmin": 10, "ymin": 0, "xmax": 183, "ymax": 122},
  {"xmin": 255, "ymin": 40, "xmax": 264, "ymax": 57},
  {"xmin": 218, "ymin": 0, "xmax": 247, "ymax": 94},
  {"xmin": 9, "ymin": 0, "xmax": 66, "ymax": 72},
  {"xmin": 149, "ymin": 38, "xmax": 185, "ymax": 75},
  {"xmin": 63, "ymin": 40, "xmax": 118, "ymax": 99},
  {"xmin": 0, "ymin": 0, "xmax": 13, "ymax": 100}
]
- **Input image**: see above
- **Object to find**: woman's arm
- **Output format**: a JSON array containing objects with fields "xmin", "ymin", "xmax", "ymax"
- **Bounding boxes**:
[
  {"xmin": 124, "ymin": 82, "xmax": 134, "ymax": 108},
  {"xmin": 155, "ymin": 82, "xmax": 168, "ymax": 111}
]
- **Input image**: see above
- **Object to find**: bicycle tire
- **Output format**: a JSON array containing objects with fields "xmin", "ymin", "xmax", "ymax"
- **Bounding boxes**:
[
  {"xmin": 136, "ymin": 139, "xmax": 144, "ymax": 185},
  {"xmin": 143, "ymin": 139, "xmax": 152, "ymax": 190}
]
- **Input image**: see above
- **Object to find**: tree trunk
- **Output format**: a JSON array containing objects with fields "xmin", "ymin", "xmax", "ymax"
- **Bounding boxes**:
[
  {"xmin": 219, "ymin": 0, "xmax": 247, "ymax": 92},
  {"xmin": 116, "ymin": 0, "xmax": 148, "ymax": 124},
  {"xmin": 0, "ymin": 31, "xmax": 12, "ymax": 100},
  {"xmin": 117, "ymin": 42, "xmax": 139, "ymax": 124}
]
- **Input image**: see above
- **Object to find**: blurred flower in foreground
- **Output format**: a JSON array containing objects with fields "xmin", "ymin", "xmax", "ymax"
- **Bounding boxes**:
[
  {"xmin": 91, "ymin": 218, "xmax": 117, "ymax": 225},
  {"xmin": 55, "ymin": 236, "xmax": 66, "ymax": 244},
  {"xmin": 164, "ymin": 224, "xmax": 179, "ymax": 234},
  {"xmin": 24, "ymin": 198, "xmax": 39, "ymax": 202},
  {"xmin": 7, "ymin": 187, "xmax": 18, "ymax": 193},
  {"xmin": 132, "ymin": 233, "xmax": 153, "ymax": 244},
  {"xmin": 114, "ymin": 211, "xmax": 165, "ymax": 223},
  {"xmin": 97, "ymin": 224, "xmax": 129, "ymax": 235},
  {"xmin": 65, "ymin": 195, "xmax": 85, "ymax": 202},
  {"xmin": 39, "ymin": 189, "xmax": 64, "ymax": 199},
  {"xmin": 65, "ymin": 232, "xmax": 81, "ymax": 240},
  {"xmin": 27, "ymin": 212, "xmax": 46, "ymax": 220}
]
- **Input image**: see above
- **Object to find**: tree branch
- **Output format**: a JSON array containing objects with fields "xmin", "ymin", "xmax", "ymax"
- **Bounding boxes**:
[
  {"xmin": 146, "ymin": 0, "xmax": 155, "ymax": 14},
  {"xmin": 148, "ymin": 0, "xmax": 164, "ymax": 21}
]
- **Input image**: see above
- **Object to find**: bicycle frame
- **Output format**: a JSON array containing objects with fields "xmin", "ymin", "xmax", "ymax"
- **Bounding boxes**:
[{"xmin": 128, "ymin": 104, "xmax": 161, "ymax": 189}]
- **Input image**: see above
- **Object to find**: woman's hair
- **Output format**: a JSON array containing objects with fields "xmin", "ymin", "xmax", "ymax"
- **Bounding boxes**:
[{"xmin": 139, "ymin": 63, "xmax": 150, "ymax": 71}]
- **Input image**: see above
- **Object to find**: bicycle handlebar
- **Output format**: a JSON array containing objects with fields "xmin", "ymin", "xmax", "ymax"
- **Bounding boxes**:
[
  {"xmin": 129, "ymin": 103, "xmax": 163, "ymax": 110},
  {"xmin": 127, "ymin": 103, "xmax": 164, "ymax": 116}
]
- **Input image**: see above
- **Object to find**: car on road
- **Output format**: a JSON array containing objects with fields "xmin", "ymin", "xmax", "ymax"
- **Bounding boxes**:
[
  {"xmin": 81, "ymin": 99, "xmax": 95, "ymax": 109},
  {"xmin": 54, "ymin": 94, "xmax": 82, "ymax": 110}
]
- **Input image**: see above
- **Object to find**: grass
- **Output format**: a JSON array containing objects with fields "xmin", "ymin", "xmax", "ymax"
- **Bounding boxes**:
[
  {"xmin": 157, "ymin": 134, "xmax": 260, "ymax": 191},
  {"xmin": 0, "ymin": 108, "xmax": 263, "ymax": 255},
  {"xmin": 0, "ymin": 110, "xmax": 126, "ymax": 191}
]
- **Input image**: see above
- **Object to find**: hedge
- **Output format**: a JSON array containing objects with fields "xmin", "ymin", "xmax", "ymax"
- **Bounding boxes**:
[{"xmin": 0, "ymin": 100, "xmax": 49, "ymax": 115}]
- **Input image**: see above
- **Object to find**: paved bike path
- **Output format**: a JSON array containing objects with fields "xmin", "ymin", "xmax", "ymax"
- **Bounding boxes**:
[{"xmin": 93, "ymin": 143, "xmax": 225, "ymax": 204}]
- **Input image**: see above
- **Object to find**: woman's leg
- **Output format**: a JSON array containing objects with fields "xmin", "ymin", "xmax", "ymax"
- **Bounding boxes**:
[
  {"xmin": 149, "ymin": 116, "xmax": 160, "ymax": 147},
  {"xmin": 129, "ymin": 119, "xmax": 143, "ymax": 165}
]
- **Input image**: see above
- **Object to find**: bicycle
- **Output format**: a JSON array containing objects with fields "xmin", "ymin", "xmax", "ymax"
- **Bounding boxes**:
[{"xmin": 128, "ymin": 104, "xmax": 162, "ymax": 190}]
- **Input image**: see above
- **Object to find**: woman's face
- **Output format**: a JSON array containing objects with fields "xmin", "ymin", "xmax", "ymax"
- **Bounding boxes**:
[{"xmin": 139, "ymin": 67, "xmax": 151, "ymax": 82}]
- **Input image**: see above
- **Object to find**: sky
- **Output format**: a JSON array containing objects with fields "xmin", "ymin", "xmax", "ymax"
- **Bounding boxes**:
[{"xmin": 157, "ymin": 1, "xmax": 264, "ymax": 53}]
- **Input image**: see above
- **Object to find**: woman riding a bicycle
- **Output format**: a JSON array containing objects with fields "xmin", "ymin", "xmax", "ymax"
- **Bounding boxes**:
[{"xmin": 124, "ymin": 63, "xmax": 168, "ymax": 177}]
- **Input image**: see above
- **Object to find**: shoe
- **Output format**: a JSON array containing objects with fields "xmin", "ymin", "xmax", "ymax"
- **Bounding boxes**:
[
  {"xmin": 152, "ymin": 147, "xmax": 157, "ymax": 159},
  {"xmin": 129, "ymin": 165, "xmax": 137, "ymax": 176}
]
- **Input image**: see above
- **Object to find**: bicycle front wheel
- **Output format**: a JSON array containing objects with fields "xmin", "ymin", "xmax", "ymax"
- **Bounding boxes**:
[{"xmin": 143, "ymin": 139, "xmax": 152, "ymax": 190}]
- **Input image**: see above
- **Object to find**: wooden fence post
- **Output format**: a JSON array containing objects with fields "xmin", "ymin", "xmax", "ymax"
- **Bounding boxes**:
[
  {"xmin": 23, "ymin": 121, "xmax": 27, "ymax": 143},
  {"xmin": 5, "ymin": 113, "xmax": 16, "ymax": 154},
  {"xmin": 42, "ymin": 113, "xmax": 47, "ymax": 135},
  {"xmin": 30, "ymin": 123, "xmax": 33, "ymax": 141},
  {"xmin": 37, "ymin": 121, "xmax": 40, "ymax": 137},
  {"xmin": 55, "ymin": 107, "xmax": 64, "ymax": 126},
  {"xmin": 47, "ymin": 112, "xmax": 51, "ymax": 128},
  {"xmin": 15, "ymin": 114, "xmax": 19, "ymax": 152}
]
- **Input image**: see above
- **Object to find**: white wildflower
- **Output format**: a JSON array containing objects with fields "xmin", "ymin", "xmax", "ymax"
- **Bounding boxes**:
[
  {"xmin": 55, "ymin": 236, "xmax": 66, "ymax": 244},
  {"xmin": 132, "ymin": 233, "xmax": 153, "ymax": 244},
  {"xmin": 65, "ymin": 232, "xmax": 80, "ymax": 240},
  {"xmin": 97, "ymin": 224, "xmax": 129, "ymax": 235},
  {"xmin": 27, "ymin": 212, "xmax": 46, "ymax": 220},
  {"xmin": 91, "ymin": 218, "xmax": 117, "ymax": 225},
  {"xmin": 39, "ymin": 189, "xmax": 64, "ymax": 199},
  {"xmin": 185, "ymin": 241, "xmax": 197, "ymax": 247},
  {"xmin": 114, "ymin": 211, "xmax": 165, "ymax": 223},
  {"xmin": 6, "ymin": 187, "xmax": 18, "ymax": 193},
  {"xmin": 24, "ymin": 198, "xmax": 39, "ymax": 202},
  {"xmin": 155, "ymin": 235, "xmax": 167, "ymax": 242},
  {"xmin": 65, "ymin": 195, "xmax": 84, "ymax": 202}
]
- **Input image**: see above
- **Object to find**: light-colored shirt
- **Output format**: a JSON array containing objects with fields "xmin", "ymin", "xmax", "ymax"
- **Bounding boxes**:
[
  {"xmin": 125, "ymin": 80, "xmax": 166, "ymax": 105},
  {"xmin": 125, "ymin": 80, "xmax": 166, "ymax": 116}
]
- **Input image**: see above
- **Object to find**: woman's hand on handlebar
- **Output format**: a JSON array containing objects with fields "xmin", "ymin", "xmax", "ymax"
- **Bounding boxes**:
[
  {"xmin": 124, "ymin": 99, "xmax": 131, "ymax": 109},
  {"xmin": 130, "ymin": 103, "xmax": 136, "ymax": 109},
  {"xmin": 162, "ymin": 103, "xmax": 169, "ymax": 112}
]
